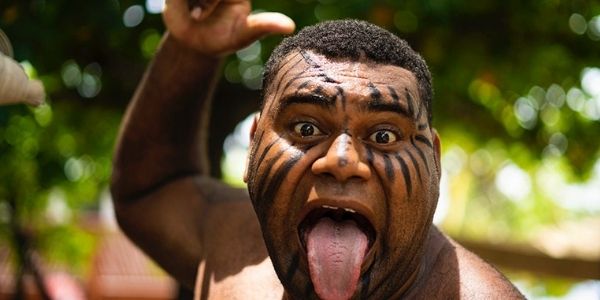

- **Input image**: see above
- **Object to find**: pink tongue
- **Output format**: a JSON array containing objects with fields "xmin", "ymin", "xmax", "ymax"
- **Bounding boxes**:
[{"xmin": 306, "ymin": 217, "xmax": 368, "ymax": 300}]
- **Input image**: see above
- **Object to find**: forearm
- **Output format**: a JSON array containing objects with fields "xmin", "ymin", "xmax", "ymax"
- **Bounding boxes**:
[{"xmin": 111, "ymin": 33, "xmax": 223, "ymax": 202}]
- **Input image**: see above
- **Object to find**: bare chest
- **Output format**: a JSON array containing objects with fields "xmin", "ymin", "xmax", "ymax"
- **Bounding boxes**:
[{"xmin": 193, "ymin": 257, "xmax": 285, "ymax": 300}]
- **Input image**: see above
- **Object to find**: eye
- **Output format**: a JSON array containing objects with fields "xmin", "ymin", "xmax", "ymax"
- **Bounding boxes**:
[
  {"xmin": 369, "ymin": 130, "xmax": 397, "ymax": 144},
  {"xmin": 294, "ymin": 122, "xmax": 322, "ymax": 137}
]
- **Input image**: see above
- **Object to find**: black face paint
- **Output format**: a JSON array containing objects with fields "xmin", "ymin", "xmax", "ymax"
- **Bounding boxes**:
[
  {"xmin": 284, "ymin": 252, "xmax": 300, "ymax": 288},
  {"xmin": 270, "ymin": 53, "xmax": 305, "ymax": 102},
  {"xmin": 366, "ymin": 147, "xmax": 374, "ymax": 165},
  {"xmin": 411, "ymin": 137, "xmax": 430, "ymax": 175},
  {"xmin": 414, "ymin": 134, "xmax": 433, "ymax": 149},
  {"xmin": 368, "ymin": 82, "xmax": 383, "ymax": 104},
  {"xmin": 383, "ymin": 153, "xmax": 395, "ymax": 181},
  {"xmin": 258, "ymin": 149, "xmax": 303, "ymax": 215},
  {"xmin": 299, "ymin": 49, "xmax": 322, "ymax": 69},
  {"xmin": 405, "ymin": 88, "xmax": 415, "ymax": 119},
  {"xmin": 394, "ymin": 153, "xmax": 412, "ymax": 197},
  {"xmin": 388, "ymin": 86, "xmax": 400, "ymax": 103},
  {"xmin": 323, "ymin": 75, "xmax": 339, "ymax": 84},
  {"xmin": 335, "ymin": 86, "xmax": 346, "ymax": 111},
  {"xmin": 404, "ymin": 149, "xmax": 423, "ymax": 184},
  {"xmin": 250, "ymin": 146, "xmax": 286, "ymax": 204}
]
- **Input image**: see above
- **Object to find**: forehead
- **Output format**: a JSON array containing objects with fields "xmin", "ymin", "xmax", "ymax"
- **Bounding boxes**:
[{"xmin": 264, "ymin": 50, "xmax": 419, "ymax": 108}]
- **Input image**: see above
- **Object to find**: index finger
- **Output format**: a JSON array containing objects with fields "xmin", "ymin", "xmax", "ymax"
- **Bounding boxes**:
[{"xmin": 163, "ymin": 0, "xmax": 194, "ymax": 37}]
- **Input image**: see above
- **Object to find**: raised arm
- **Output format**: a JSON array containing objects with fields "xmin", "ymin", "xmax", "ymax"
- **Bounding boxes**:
[{"xmin": 110, "ymin": 0, "xmax": 294, "ymax": 287}]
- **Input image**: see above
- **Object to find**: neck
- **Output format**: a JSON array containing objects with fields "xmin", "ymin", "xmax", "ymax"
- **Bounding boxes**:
[{"xmin": 398, "ymin": 226, "xmax": 449, "ymax": 298}]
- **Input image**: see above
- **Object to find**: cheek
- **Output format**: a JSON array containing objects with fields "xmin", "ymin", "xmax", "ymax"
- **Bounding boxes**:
[
  {"xmin": 247, "ymin": 134, "xmax": 316, "ymax": 223},
  {"xmin": 370, "ymin": 149, "xmax": 437, "ymax": 233}
]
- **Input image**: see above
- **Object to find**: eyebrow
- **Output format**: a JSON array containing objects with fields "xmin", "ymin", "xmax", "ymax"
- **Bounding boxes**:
[
  {"xmin": 278, "ymin": 92, "xmax": 336, "ymax": 113},
  {"xmin": 362, "ymin": 101, "xmax": 412, "ymax": 120}
]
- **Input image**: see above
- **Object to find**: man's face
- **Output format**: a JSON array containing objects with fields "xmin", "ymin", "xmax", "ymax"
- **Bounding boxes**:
[{"xmin": 245, "ymin": 50, "xmax": 441, "ymax": 299}]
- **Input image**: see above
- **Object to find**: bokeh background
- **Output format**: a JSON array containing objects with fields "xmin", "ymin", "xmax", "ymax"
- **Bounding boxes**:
[{"xmin": 1, "ymin": 0, "xmax": 599, "ymax": 299}]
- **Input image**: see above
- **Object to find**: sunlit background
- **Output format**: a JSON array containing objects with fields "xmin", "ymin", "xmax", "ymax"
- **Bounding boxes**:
[{"xmin": 1, "ymin": 0, "xmax": 599, "ymax": 299}]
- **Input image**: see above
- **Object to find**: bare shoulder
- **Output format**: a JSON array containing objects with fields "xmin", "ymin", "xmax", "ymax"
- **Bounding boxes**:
[
  {"xmin": 195, "ymin": 180, "xmax": 283, "ymax": 299},
  {"xmin": 200, "ymin": 179, "xmax": 270, "ymax": 270},
  {"xmin": 449, "ymin": 237, "xmax": 525, "ymax": 299},
  {"xmin": 407, "ymin": 228, "xmax": 524, "ymax": 299}
]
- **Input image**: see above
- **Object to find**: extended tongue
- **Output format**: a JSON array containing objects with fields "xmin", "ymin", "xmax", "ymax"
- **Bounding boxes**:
[{"xmin": 306, "ymin": 217, "xmax": 368, "ymax": 300}]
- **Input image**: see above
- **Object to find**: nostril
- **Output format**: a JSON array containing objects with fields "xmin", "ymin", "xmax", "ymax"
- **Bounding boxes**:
[{"xmin": 317, "ymin": 172, "xmax": 338, "ymax": 181}]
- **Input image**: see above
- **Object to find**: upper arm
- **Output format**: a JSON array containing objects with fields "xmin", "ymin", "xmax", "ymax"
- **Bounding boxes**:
[
  {"xmin": 113, "ymin": 175, "xmax": 248, "ymax": 288},
  {"xmin": 453, "ymin": 243, "xmax": 525, "ymax": 299}
]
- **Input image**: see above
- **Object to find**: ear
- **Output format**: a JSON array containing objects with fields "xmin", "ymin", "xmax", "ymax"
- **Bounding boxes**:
[
  {"xmin": 243, "ymin": 113, "xmax": 260, "ymax": 183},
  {"xmin": 431, "ymin": 128, "xmax": 442, "ymax": 180}
]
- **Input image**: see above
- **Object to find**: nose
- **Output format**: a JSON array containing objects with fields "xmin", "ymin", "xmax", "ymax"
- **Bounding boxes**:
[{"xmin": 311, "ymin": 133, "xmax": 371, "ymax": 182}]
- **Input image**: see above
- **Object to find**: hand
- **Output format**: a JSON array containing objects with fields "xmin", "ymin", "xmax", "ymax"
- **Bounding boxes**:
[
  {"xmin": 0, "ymin": 52, "xmax": 45, "ymax": 106},
  {"xmin": 163, "ymin": 0, "xmax": 295, "ymax": 56}
]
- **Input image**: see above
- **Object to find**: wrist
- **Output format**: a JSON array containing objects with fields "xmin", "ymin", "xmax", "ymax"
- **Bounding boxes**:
[{"xmin": 160, "ymin": 32, "xmax": 228, "ymax": 62}]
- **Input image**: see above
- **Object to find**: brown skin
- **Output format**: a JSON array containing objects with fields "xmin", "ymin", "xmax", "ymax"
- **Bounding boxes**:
[{"xmin": 111, "ymin": 0, "xmax": 525, "ymax": 299}]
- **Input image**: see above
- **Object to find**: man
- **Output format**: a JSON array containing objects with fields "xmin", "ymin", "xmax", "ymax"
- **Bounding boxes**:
[{"xmin": 110, "ymin": 0, "xmax": 524, "ymax": 299}]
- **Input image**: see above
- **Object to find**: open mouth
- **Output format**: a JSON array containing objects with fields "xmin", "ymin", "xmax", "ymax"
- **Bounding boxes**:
[
  {"xmin": 297, "ymin": 205, "xmax": 377, "ymax": 299},
  {"xmin": 298, "ymin": 205, "xmax": 377, "ymax": 252}
]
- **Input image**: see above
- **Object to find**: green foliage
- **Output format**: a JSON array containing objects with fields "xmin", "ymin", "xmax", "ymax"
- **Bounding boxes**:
[
  {"xmin": 0, "ymin": 101, "xmax": 118, "ymax": 273},
  {"xmin": 0, "ymin": 0, "xmax": 599, "ymax": 296}
]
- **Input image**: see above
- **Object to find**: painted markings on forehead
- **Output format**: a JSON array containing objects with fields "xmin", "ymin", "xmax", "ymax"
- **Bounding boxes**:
[
  {"xmin": 271, "ymin": 53, "xmax": 304, "ymax": 97},
  {"xmin": 278, "ymin": 92, "xmax": 336, "ymax": 114},
  {"xmin": 388, "ymin": 86, "xmax": 400, "ymax": 104},
  {"xmin": 335, "ymin": 86, "xmax": 347, "ymax": 111},
  {"xmin": 267, "ymin": 51, "xmax": 325, "ymax": 114},
  {"xmin": 296, "ymin": 79, "xmax": 311, "ymax": 92},
  {"xmin": 323, "ymin": 75, "xmax": 339, "ymax": 83},
  {"xmin": 299, "ymin": 49, "xmax": 322, "ymax": 69},
  {"xmin": 405, "ymin": 88, "xmax": 415, "ymax": 119},
  {"xmin": 363, "ymin": 101, "xmax": 411, "ymax": 120},
  {"xmin": 368, "ymin": 82, "xmax": 383, "ymax": 104}
]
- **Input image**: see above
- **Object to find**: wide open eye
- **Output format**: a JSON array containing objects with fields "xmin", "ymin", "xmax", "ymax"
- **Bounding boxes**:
[
  {"xmin": 369, "ymin": 130, "xmax": 397, "ymax": 144},
  {"xmin": 294, "ymin": 122, "xmax": 322, "ymax": 137}
]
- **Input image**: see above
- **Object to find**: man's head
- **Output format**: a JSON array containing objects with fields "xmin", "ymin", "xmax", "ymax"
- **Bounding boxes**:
[
  {"xmin": 263, "ymin": 19, "xmax": 433, "ymax": 124},
  {"xmin": 244, "ymin": 20, "xmax": 441, "ymax": 299}
]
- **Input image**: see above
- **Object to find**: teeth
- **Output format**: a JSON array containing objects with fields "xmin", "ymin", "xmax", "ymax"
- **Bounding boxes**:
[
  {"xmin": 322, "ymin": 205, "xmax": 339, "ymax": 210},
  {"xmin": 321, "ymin": 205, "xmax": 357, "ymax": 214}
]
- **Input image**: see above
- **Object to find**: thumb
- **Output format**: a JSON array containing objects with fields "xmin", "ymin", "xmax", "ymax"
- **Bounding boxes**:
[
  {"xmin": 241, "ymin": 12, "xmax": 295, "ymax": 43},
  {"xmin": 24, "ymin": 79, "xmax": 45, "ymax": 106}
]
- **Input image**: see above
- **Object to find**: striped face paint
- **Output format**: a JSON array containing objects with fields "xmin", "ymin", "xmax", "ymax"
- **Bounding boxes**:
[{"xmin": 245, "ymin": 51, "xmax": 441, "ymax": 300}]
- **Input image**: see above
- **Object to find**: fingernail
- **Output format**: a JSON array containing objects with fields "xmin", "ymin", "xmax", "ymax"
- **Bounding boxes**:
[{"xmin": 191, "ymin": 7, "xmax": 202, "ymax": 20}]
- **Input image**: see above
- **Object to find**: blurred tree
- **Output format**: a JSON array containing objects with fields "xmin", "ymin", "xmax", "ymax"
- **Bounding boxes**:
[{"xmin": 1, "ymin": 0, "xmax": 599, "ymax": 298}]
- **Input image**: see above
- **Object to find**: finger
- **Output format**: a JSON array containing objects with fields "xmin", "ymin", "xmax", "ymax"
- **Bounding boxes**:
[
  {"xmin": 163, "ymin": 0, "xmax": 193, "ymax": 37},
  {"xmin": 24, "ymin": 79, "xmax": 45, "ymax": 106},
  {"xmin": 241, "ymin": 12, "xmax": 295, "ymax": 43},
  {"xmin": 187, "ymin": 0, "xmax": 221, "ymax": 22}
]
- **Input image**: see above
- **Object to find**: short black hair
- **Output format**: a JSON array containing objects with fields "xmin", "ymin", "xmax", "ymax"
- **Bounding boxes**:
[{"xmin": 263, "ymin": 19, "xmax": 434, "ymax": 123}]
